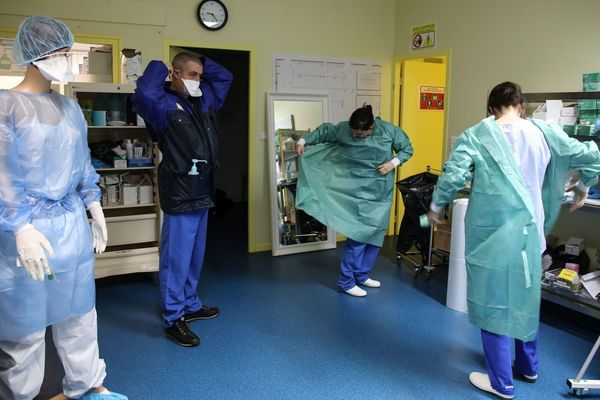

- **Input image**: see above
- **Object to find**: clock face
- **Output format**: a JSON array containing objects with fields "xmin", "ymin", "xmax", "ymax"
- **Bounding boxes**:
[{"xmin": 197, "ymin": 0, "xmax": 228, "ymax": 31}]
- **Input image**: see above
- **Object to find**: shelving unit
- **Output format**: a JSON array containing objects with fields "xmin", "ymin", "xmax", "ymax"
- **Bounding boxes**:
[
  {"xmin": 96, "ymin": 167, "xmax": 154, "ymax": 172},
  {"xmin": 66, "ymin": 82, "xmax": 160, "ymax": 279},
  {"xmin": 88, "ymin": 126, "xmax": 147, "ymax": 129},
  {"xmin": 524, "ymin": 91, "xmax": 600, "ymax": 320}
]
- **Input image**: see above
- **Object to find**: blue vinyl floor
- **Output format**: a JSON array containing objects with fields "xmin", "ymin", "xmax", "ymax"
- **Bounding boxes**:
[{"xmin": 41, "ymin": 205, "xmax": 600, "ymax": 399}]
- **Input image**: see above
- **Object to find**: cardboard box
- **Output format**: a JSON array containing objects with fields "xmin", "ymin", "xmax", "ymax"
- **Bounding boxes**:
[
  {"xmin": 579, "ymin": 109, "xmax": 598, "ymax": 117},
  {"xmin": 563, "ymin": 125, "xmax": 576, "ymax": 135},
  {"xmin": 533, "ymin": 100, "xmax": 562, "ymax": 123},
  {"xmin": 565, "ymin": 237, "xmax": 584, "ymax": 256},
  {"xmin": 532, "ymin": 111, "xmax": 547, "ymax": 121},
  {"xmin": 100, "ymin": 174, "xmax": 121, "ymax": 205},
  {"xmin": 559, "ymin": 116, "xmax": 577, "ymax": 127},
  {"xmin": 583, "ymin": 72, "xmax": 600, "ymax": 92},
  {"xmin": 576, "ymin": 125, "xmax": 594, "ymax": 136},
  {"xmin": 122, "ymin": 184, "xmax": 138, "ymax": 205},
  {"xmin": 113, "ymin": 158, "xmax": 127, "ymax": 169},
  {"xmin": 583, "ymin": 72, "xmax": 600, "ymax": 83},
  {"xmin": 578, "ymin": 100, "xmax": 597, "ymax": 110},
  {"xmin": 434, "ymin": 224, "xmax": 452, "ymax": 253},
  {"xmin": 584, "ymin": 82, "xmax": 600, "ymax": 92},
  {"xmin": 561, "ymin": 106, "xmax": 579, "ymax": 117},
  {"xmin": 138, "ymin": 175, "xmax": 153, "ymax": 204}
]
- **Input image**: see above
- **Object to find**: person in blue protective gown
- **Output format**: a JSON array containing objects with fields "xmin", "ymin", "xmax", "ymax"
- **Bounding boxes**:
[
  {"xmin": 132, "ymin": 53, "xmax": 232, "ymax": 347},
  {"xmin": 0, "ymin": 16, "xmax": 127, "ymax": 400},
  {"xmin": 295, "ymin": 105, "xmax": 413, "ymax": 297},
  {"xmin": 427, "ymin": 82, "xmax": 600, "ymax": 399}
]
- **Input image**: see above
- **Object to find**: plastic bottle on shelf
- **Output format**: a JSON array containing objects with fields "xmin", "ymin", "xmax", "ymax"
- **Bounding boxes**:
[{"xmin": 124, "ymin": 139, "xmax": 134, "ymax": 160}]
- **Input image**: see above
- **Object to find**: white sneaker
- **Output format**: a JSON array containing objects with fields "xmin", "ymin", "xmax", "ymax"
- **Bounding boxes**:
[
  {"xmin": 344, "ymin": 286, "xmax": 367, "ymax": 297},
  {"xmin": 361, "ymin": 278, "xmax": 381, "ymax": 288},
  {"xmin": 469, "ymin": 372, "xmax": 514, "ymax": 399}
]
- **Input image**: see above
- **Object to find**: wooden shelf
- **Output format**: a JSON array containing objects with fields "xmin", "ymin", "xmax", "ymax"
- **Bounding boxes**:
[
  {"xmin": 96, "ymin": 167, "xmax": 154, "ymax": 172},
  {"xmin": 524, "ymin": 92, "xmax": 600, "ymax": 102},
  {"xmin": 88, "ymin": 126, "xmax": 146, "ymax": 129},
  {"xmin": 102, "ymin": 203, "xmax": 156, "ymax": 210}
]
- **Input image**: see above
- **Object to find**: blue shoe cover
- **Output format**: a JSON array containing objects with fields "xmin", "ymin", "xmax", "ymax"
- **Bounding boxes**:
[{"xmin": 78, "ymin": 392, "xmax": 128, "ymax": 400}]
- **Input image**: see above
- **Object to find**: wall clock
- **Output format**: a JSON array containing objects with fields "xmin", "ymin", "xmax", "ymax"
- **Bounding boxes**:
[{"xmin": 197, "ymin": 0, "xmax": 228, "ymax": 31}]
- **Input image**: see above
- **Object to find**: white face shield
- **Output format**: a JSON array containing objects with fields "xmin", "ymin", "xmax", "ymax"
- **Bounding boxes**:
[
  {"xmin": 32, "ymin": 53, "xmax": 74, "ymax": 83},
  {"xmin": 182, "ymin": 78, "xmax": 203, "ymax": 97}
]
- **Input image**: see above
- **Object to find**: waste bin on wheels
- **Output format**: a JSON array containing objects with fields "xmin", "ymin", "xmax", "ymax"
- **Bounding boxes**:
[{"xmin": 395, "ymin": 170, "xmax": 448, "ymax": 279}]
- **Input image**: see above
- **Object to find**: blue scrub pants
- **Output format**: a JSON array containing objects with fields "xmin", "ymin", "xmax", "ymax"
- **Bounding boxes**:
[
  {"xmin": 481, "ymin": 329, "xmax": 539, "ymax": 396},
  {"xmin": 337, "ymin": 238, "xmax": 380, "ymax": 291},
  {"xmin": 159, "ymin": 209, "xmax": 208, "ymax": 327}
]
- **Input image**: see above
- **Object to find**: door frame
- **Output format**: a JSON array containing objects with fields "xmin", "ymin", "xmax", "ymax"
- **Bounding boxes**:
[
  {"xmin": 388, "ymin": 49, "xmax": 452, "ymax": 236},
  {"xmin": 164, "ymin": 39, "xmax": 257, "ymax": 252}
]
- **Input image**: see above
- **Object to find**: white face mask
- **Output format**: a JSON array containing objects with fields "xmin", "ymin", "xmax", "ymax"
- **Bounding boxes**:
[
  {"xmin": 182, "ymin": 78, "xmax": 202, "ymax": 97},
  {"xmin": 33, "ymin": 55, "xmax": 74, "ymax": 82}
]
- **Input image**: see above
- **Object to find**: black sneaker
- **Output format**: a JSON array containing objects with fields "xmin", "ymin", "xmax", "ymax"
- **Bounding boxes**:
[
  {"xmin": 184, "ymin": 305, "xmax": 220, "ymax": 322},
  {"xmin": 513, "ymin": 368, "xmax": 538, "ymax": 383},
  {"xmin": 165, "ymin": 317, "xmax": 200, "ymax": 347}
]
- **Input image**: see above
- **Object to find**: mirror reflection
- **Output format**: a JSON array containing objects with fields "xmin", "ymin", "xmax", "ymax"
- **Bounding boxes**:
[{"xmin": 267, "ymin": 94, "xmax": 336, "ymax": 255}]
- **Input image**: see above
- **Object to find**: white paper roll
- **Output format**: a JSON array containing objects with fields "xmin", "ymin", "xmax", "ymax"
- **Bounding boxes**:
[{"xmin": 446, "ymin": 198, "xmax": 468, "ymax": 313}]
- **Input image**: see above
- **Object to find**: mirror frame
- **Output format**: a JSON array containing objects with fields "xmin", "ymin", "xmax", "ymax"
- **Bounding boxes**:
[{"xmin": 266, "ymin": 92, "xmax": 336, "ymax": 256}]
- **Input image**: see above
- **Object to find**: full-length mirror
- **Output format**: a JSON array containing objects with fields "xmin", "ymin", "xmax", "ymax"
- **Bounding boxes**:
[{"xmin": 267, "ymin": 92, "xmax": 336, "ymax": 256}]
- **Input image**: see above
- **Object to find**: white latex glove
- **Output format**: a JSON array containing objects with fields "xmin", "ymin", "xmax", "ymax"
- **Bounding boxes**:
[
  {"xmin": 89, "ymin": 202, "xmax": 108, "ymax": 254},
  {"xmin": 14, "ymin": 223, "xmax": 55, "ymax": 281},
  {"xmin": 566, "ymin": 183, "xmax": 588, "ymax": 212}
]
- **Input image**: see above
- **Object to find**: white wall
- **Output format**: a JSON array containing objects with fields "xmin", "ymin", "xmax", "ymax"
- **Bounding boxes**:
[{"xmin": 395, "ymin": 0, "xmax": 600, "ymax": 145}]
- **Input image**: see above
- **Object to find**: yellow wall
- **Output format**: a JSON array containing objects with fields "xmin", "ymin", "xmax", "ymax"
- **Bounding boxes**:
[{"xmin": 1, "ymin": 0, "xmax": 398, "ymax": 252}]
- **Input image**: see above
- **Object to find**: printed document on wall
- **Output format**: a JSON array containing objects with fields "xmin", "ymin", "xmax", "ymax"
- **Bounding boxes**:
[{"xmin": 274, "ymin": 54, "xmax": 382, "ymax": 123}]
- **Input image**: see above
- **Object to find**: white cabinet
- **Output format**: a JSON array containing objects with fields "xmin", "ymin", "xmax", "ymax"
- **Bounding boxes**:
[{"xmin": 66, "ymin": 82, "xmax": 160, "ymax": 278}]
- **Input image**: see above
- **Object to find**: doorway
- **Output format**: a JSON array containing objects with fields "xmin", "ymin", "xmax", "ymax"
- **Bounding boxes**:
[
  {"xmin": 390, "ymin": 54, "xmax": 450, "ymax": 235},
  {"xmin": 167, "ymin": 43, "xmax": 251, "ymax": 247}
]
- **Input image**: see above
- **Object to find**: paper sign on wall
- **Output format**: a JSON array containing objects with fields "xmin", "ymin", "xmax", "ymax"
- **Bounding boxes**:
[
  {"xmin": 420, "ymin": 86, "xmax": 444, "ymax": 110},
  {"xmin": 412, "ymin": 23, "xmax": 436, "ymax": 49},
  {"xmin": 273, "ymin": 54, "xmax": 382, "ymax": 122}
]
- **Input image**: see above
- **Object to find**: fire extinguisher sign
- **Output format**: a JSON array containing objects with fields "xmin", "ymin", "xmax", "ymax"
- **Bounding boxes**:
[{"xmin": 420, "ymin": 86, "xmax": 445, "ymax": 110}]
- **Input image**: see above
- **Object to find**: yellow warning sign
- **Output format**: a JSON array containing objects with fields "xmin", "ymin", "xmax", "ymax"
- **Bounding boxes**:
[{"xmin": 412, "ymin": 23, "xmax": 436, "ymax": 49}]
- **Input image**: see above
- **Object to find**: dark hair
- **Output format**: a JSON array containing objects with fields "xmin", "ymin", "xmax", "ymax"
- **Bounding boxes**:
[
  {"xmin": 487, "ymin": 81, "xmax": 525, "ymax": 112},
  {"xmin": 171, "ymin": 52, "xmax": 203, "ymax": 70},
  {"xmin": 349, "ymin": 105, "xmax": 375, "ymax": 130}
]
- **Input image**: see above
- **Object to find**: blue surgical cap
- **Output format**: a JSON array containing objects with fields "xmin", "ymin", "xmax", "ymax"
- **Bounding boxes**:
[{"xmin": 13, "ymin": 16, "xmax": 74, "ymax": 67}]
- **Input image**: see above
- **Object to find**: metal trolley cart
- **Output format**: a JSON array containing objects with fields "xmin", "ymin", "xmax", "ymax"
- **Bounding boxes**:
[
  {"xmin": 567, "ymin": 335, "xmax": 600, "ymax": 397},
  {"xmin": 395, "ymin": 169, "xmax": 449, "ymax": 280}
]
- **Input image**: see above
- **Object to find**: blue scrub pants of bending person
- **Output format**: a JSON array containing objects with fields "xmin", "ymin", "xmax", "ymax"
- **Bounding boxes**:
[{"xmin": 338, "ymin": 238, "xmax": 382, "ymax": 297}]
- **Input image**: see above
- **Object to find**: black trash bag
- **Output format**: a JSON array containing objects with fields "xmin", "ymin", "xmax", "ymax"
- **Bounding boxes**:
[
  {"xmin": 89, "ymin": 140, "xmax": 120, "ymax": 166},
  {"xmin": 395, "ymin": 172, "xmax": 438, "ymax": 264}
]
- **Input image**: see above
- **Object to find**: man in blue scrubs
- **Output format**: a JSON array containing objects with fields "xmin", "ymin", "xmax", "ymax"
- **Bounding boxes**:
[{"xmin": 132, "ymin": 53, "xmax": 232, "ymax": 347}]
